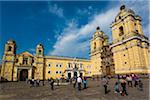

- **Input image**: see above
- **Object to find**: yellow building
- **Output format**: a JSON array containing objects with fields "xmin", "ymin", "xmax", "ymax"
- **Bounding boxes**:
[
  {"xmin": 1, "ymin": 5, "xmax": 149, "ymax": 81},
  {"xmin": 111, "ymin": 5, "xmax": 149, "ymax": 74}
]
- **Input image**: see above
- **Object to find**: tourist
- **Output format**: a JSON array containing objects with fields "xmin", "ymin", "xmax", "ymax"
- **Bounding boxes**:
[
  {"xmin": 77, "ymin": 76, "xmax": 82, "ymax": 91},
  {"xmin": 36, "ymin": 79, "xmax": 40, "ymax": 87},
  {"xmin": 134, "ymin": 75, "xmax": 139, "ymax": 87},
  {"xmin": 49, "ymin": 78, "xmax": 55, "ymax": 90},
  {"xmin": 120, "ymin": 77, "xmax": 128, "ymax": 96},
  {"xmin": 56, "ymin": 78, "xmax": 59, "ymax": 86},
  {"xmin": 73, "ymin": 77, "xmax": 77, "ymax": 88},
  {"xmin": 138, "ymin": 80, "xmax": 143, "ymax": 91},
  {"xmin": 102, "ymin": 76, "xmax": 109, "ymax": 94},
  {"xmin": 126, "ymin": 75, "xmax": 132, "ymax": 87},
  {"xmin": 114, "ymin": 82, "xmax": 121, "ymax": 94},
  {"xmin": 83, "ymin": 77, "xmax": 87, "ymax": 89},
  {"xmin": 30, "ymin": 78, "xmax": 35, "ymax": 87}
]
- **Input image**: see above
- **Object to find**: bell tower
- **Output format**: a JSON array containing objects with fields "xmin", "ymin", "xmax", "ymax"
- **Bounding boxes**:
[
  {"xmin": 90, "ymin": 27, "xmax": 109, "ymax": 75},
  {"xmin": 1, "ymin": 40, "xmax": 16, "ymax": 81},
  {"xmin": 111, "ymin": 5, "xmax": 149, "ymax": 74},
  {"xmin": 35, "ymin": 44, "xmax": 45, "ymax": 80},
  {"xmin": 111, "ymin": 5, "xmax": 143, "ymax": 43}
]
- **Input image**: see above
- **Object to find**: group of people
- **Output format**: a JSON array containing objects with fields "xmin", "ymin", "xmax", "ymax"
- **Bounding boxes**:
[
  {"xmin": 102, "ymin": 74, "xmax": 143, "ymax": 96},
  {"xmin": 47, "ymin": 76, "xmax": 88, "ymax": 91},
  {"xmin": 27, "ymin": 78, "xmax": 40, "ymax": 87},
  {"xmin": 26, "ymin": 74, "xmax": 144, "ymax": 95},
  {"xmin": 72, "ymin": 76, "xmax": 88, "ymax": 91}
]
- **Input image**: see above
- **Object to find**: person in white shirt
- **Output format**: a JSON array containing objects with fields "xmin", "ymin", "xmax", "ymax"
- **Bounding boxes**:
[
  {"xmin": 77, "ymin": 76, "xmax": 82, "ymax": 91},
  {"xmin": 126, "ymin": 75, "xmax": 132, "ymax": 87}
]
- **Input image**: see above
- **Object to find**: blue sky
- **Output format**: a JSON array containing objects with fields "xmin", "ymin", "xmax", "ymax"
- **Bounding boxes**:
[{"xmin": 0, "ymin": 1, "xmax": 149, "ymax": 63}]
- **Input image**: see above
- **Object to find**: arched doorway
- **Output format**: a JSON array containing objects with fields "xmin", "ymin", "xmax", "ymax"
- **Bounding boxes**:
[
  {"xmin": 67, "ymin": 73, "xmax": 71, "ymax": 79},
  {"xmin": 106, "ymin": 66, "xmax": 110, "ymax": 75},
  {"xmin": 74, "ymin": 72, "xmax": 77, "ymax": 78},
  {"xmin": 20, "ymin": 69, "xmax": 28, "ymax": 81}
]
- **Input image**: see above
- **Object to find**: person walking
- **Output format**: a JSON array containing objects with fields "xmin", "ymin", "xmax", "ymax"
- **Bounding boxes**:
[
  {"xmin": 102, "ymin": 76, "xmax": 109, "ymax": 94},
  {"xmin": 114, "ymin": 82, "xmax": 121, "ymax": 94},
  {"xmin": 138, "ymin": 80, "xmax": 143, "ymax": 91},
  {"xmin": 126, "ymin": 75, "xmax": 132, "ymax": 87},
  {"xmin": 83, "ymin": 77, "xmax": 87, "ymax": 89},
  {"xmin": 77, "ymin": 76, "xmax": 82, "ymax": 91},
  {"xmin": 49, "ymin": 78, "xmax": 55, "ymax": 90},
  {"xmin": 73, "ymin": 77, "xmax": 77, "ymax": 88},
  {"xmin": 134, "ymin": 75, "xmax": 139, "ymax": 87},
  {"xmin": 120, "ymin": 77, "xmax": 128, "ymax": 96}
]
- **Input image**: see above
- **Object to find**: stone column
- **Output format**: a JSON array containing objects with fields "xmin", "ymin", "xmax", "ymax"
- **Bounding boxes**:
[{"xmin": 28, "ymin": 68, "xmax": 32, "ymax": 80}]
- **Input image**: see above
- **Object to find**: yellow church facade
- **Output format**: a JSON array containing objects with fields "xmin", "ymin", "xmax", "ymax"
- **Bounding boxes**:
[
  {"xmin": 1, "ymin": 5, "xmax": 150, "ymax": 81},
  {"xmin": 111, "ymin": 5, "xmax": 150, "ymax": 74}
]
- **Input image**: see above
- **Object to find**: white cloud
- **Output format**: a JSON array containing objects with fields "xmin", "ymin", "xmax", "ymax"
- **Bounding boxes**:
[
  {"xmin": 50, "ymin": 1, "xmax": 149, "ymax": 58},
  {"xmin": 48, "ymin": 3, "xmax": 64, "ymax": 18},
  {"xmin": 50, "ymin": 7, "xmax": 119, "ymax": 58},
  {"xmin": 77, "ymin": 5, "xmax": 94, "ymax": 16},
  {"xmin": 28, "ymin": 48, "xmax": 35, "ymax": 52}
]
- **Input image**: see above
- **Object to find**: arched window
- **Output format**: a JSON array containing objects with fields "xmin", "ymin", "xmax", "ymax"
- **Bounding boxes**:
[
  {"xmin": 119, "ymin": 26, "xmax": 124, "ymax": 36},
  {"xmin": 7, "ymin": 46, "xmax": 12, "ymax": 51},
  {"xmin": 38, "ymin": 50, "xmax": 42, "ymax": 55},
  {"xmin": 94, "ymin": 42, "xmax": 96, "ymax": 50}
]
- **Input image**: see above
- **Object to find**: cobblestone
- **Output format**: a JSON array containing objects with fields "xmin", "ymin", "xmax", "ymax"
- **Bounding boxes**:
[{"xmin": 0, "ymin": 79, "xmax": 149, "ymax": 100}]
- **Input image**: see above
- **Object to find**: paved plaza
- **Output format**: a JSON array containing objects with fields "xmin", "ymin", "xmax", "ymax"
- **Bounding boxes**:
[{"xmin": 0, "ymin": 78, "xmax": 149, "ymax": 100}]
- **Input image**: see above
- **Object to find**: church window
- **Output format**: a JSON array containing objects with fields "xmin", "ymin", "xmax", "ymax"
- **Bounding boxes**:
[
  {"xmin": 59, "ymin": 71, "xmax": 62, "ymax": 74},
  {"xmin": 16, "ymin": 58, "xmax": 18, "ymax": 63},
  {"xmin": 23, "ymin": 57, "xmax": 28, "ymax": 65},
  {"xmin": 119, "ymin": 16, "xmax": 121, "ymax": 19},
  {"xmin": 7, "ymin": 46, "xmax": 12, "ymax": 51},
  {"xmin": 125, "ymin": 62, "xmax": 127, "ymax": 64},
  {"xmin": 119, "ymin": 26, "xmax": 124, "ymax": 36},
  {"xmin": 56, "ymin": 71, "xmax": 58, "ymax": 74},
  {"xmin": 75, "ymin": 64, "xmax": 77, "ymax": 68},
  {"xmin": 48, "ymin": 63, "xmax": 51, "ymax": 67},
  {"xmin": 68, "ymin": 63, "xmax": 71, "ymax": 68},
  {"xmin": 48, "ymin": 71, "xmax": 51, "ymax": 74},
  {"xmin": 38, "ymin": 50, "xmax": 42, "ymax": 55},
  {"xmin": 32, "ymin": 59, "xmax": 34, "ymax": 63},
  {"xmin": 94, "ymin": 42, "xmax": 96, "ymax": 50}
]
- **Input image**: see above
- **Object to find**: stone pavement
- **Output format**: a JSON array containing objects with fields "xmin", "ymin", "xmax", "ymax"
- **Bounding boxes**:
[{"xmin": 0, "ymin": 78, "xmax": 149, "ymax": 100}]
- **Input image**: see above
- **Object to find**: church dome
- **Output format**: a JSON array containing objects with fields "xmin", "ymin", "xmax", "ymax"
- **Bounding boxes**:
[
  {"xmin": 114, "ymin": 5, "xmax": 135, "ymax": 22},
  {"xmin": 37, "ymin": 43, "xmax": 43, "ymax": 48},
  {"xmin": 7, "ymin": 39, "xmax": 16, "ymax": 44}
]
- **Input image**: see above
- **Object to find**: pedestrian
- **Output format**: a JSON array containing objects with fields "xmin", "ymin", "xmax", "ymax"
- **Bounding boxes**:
[
  {"xmin": 120, "ymin": 77, "xmax": 128, "ymax": 96},
  {"xmin": 73, "ymin": 78, "xmax": 77, "ymax": 88},
  {"xmin": 114, "ymin": 82, "xmax": 121, "ymax": 94},
  {"xmin": 126, "ymin": 75, "xmax": 132, "ymax": 87},
  {"xmin": 30, "ymin": 78, "xmax": 34, "ymax": 87},
  {"xmin": 83, "ymin": 77, "xmax": 87, "ymax": 89},
  {"xmin": 49, "ymin": 78, "xmax": 55, "ymax": 90},
  {"xmin": 138, "ymin": 80, "xmax": 143, "ymax": 91},
  {"xmin": 77, "ymin": 76, "xmax": 82, "ymax": 91},
  {"xmin": 56, "ymin": 78, "xmax": 59, "ymax": 86},
  {"xmin": 102, "ymin": 76, "xmax": 109, "ymax": 94},
  {"xmin": 134, "ymin": 75, "xmax": 138, "ymax": 87},
  {"xmin": 36, "ymin": 79, "xmax": 40, "ymax": 87},
  {"xmin": 26, "ymin": 77, "xmax": 28, "ymax": 84}
]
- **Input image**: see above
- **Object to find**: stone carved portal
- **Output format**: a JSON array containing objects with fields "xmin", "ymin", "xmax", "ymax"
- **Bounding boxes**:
[{"xmin": 19, "ymin": 69, "xmax": 28, "ymax": 81}]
